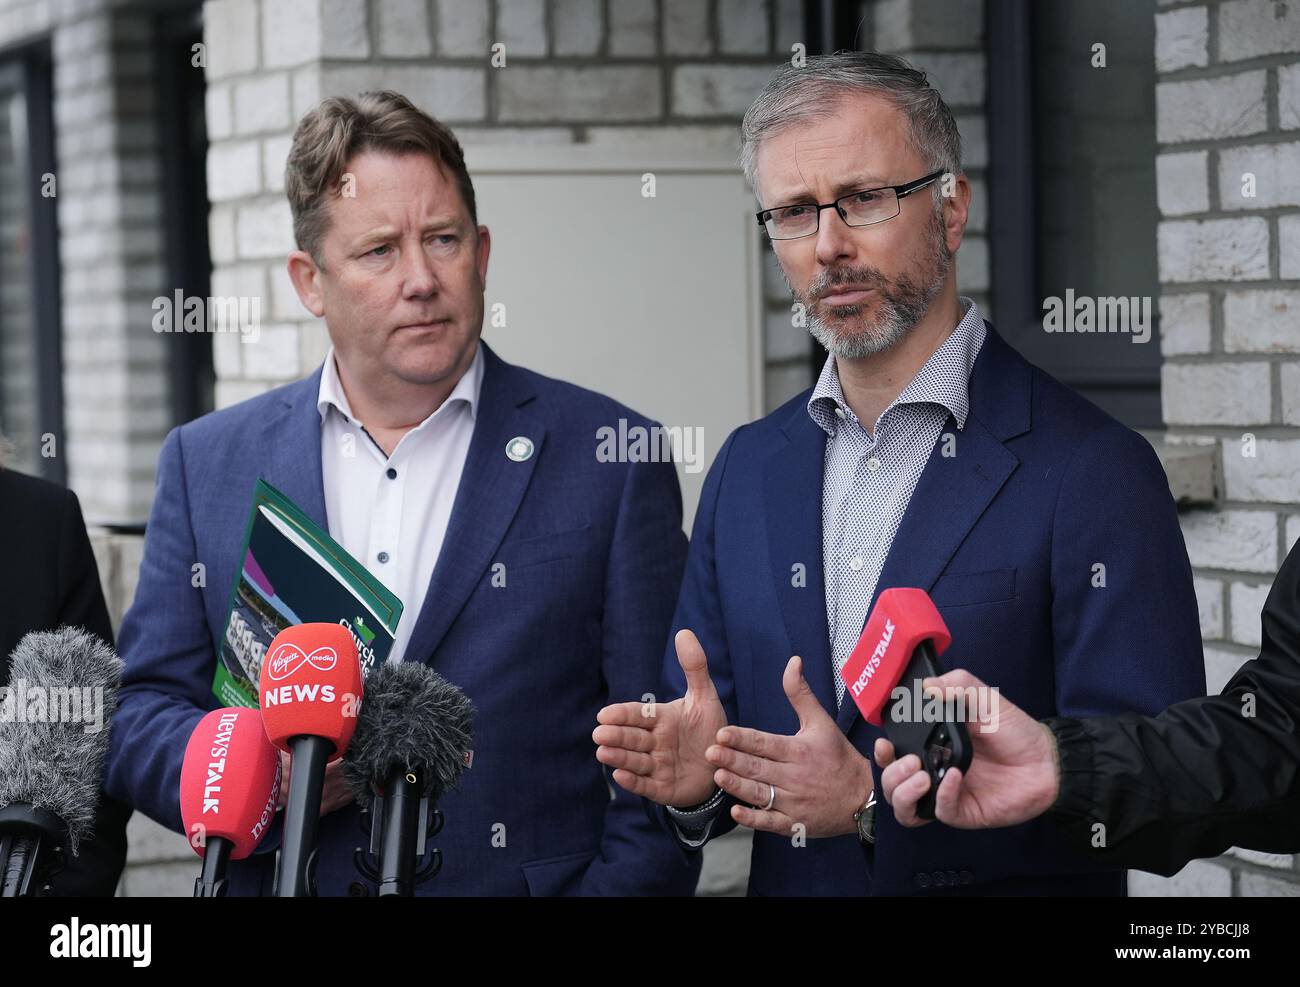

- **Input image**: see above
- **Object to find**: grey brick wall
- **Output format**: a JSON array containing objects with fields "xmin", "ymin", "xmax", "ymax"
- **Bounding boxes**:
[{"xmin": 1147, "ymin": 0, "xmax": 1300, "ymax": 897}]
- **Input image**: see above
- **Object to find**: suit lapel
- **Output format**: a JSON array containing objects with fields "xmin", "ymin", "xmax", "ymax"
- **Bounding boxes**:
[
  {"xmin": 262, "ymin": 368, "xmax": 328, "ymax": 529},
  {"xmin": 402, "ymin": 343, "xmax": 545, "ymax": 666},
  {"xmin": 834, "ymin": 325, "xmax": 1030, "ymax": 734},
  {"xmin": 762, "ymin": 407, "xmax": 837, "ymax": 717}
]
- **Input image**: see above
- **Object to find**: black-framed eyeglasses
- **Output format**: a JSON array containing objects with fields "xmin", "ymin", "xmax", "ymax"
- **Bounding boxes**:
[{"xmin": 755, "ymin": 170, "xmax": 945, "ymax": 240}]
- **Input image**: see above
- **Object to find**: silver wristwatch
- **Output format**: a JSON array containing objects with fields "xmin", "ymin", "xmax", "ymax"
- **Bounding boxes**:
[
  {"xmin": 667, "ymin": 786, "xmax": 727, "ymax": 822},
  {"xmin": 854, "ymin": 790, "xmax": 877, "ymax": 845}
]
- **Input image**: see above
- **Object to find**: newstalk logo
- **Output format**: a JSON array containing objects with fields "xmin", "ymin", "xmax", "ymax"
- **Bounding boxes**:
[
  {"xmin": 202, "ymin": 711, "xmax": 239, "ymax": 814},
  {"xmin": 850, "ymin": 618, "xmax": 895, "ymax": 698}
]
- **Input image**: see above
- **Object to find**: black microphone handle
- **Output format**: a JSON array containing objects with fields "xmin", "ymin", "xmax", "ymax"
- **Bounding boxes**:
[
  {"xmin": 376, "ymin": 768, "xmax": 423, "ymax": 897},
  {"xmin": 276, "ymin": 734, "xmax": 333, "ymax": 897},
  {"xmin": 881, "ymin": 640, "xmax": 973, "ymax": 821},
  {"xmin": 194, "ymin": 836, "xmax": 234, "ymax": 897},
  {"xmin": 0, "ymin": 803, "xmax": 67, "ymax": 897}
]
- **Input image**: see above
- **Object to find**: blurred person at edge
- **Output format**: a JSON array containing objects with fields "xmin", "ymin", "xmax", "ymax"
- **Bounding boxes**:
[
  {"xmin": 595, "ymin": 51, "xmax": 1206, "ymax": 896},
  {"xmin": 103, "ymin": 92, "xmax": 698, "ymax": 896},
  {"xmin": 877, "ymin": 539, "xmax": 1300, "ymax": 878},
  {"xmin": 0, "ymin": 435, "xmax": 132, "ymax": 895}
]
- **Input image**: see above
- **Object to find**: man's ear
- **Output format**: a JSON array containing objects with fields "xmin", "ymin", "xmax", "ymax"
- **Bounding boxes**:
[
  {"xmin": 941, "ymin": 172, "xmax": 972, "ymax": 254},
  {"xmin": 475, "ymin": 224, "xmax": 491, "ymax": 289},
  {"xmin": 287, "ymin": 249, "xmax": 326, "ymax": 317}
]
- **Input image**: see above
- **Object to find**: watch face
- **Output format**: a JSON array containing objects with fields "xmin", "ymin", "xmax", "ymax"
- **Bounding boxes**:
[{"xmin": 858, "ymin": 803, "xmax": 876, "ymax": 844}]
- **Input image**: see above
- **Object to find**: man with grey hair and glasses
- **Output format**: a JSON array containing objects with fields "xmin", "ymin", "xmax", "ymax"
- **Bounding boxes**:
[{"xmin": 595, "ymin": 51, "xmax": 1205, "ymax": 895}]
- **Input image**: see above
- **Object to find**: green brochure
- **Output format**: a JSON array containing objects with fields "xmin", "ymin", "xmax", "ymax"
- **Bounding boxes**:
[{"xmin": 213, "ymin": 479, "xmax": 404, "ymax": 707}]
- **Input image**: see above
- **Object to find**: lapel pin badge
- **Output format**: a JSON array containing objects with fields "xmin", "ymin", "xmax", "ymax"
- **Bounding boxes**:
[{"xmin": 505, "ymin": 436, "xmax": 534, "ymax": 462}]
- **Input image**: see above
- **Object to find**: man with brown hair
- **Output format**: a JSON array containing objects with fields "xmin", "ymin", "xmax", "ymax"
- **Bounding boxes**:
[{"xmin": 105, "ymin": 91, "xmax": 699, "ymax": 896}]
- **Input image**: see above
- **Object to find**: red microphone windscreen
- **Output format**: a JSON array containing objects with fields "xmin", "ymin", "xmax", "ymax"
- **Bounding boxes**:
[
  {"xmin": 839, "ymin": 588, "xmax": 952, "ymax": 726},
  {"xmin": 179, "ymin": 707, "xmax": 282, "ymax": 860},
  {"xmin": 258, "ymin": 623, "xmax": 362, "ymax": 759}
]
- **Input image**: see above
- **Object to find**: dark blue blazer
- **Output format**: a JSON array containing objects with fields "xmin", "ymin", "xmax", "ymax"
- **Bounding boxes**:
[
  {"xmin": 104, "ymin": 342, "xmax": 700, "ymax": 896},
  {"xmin": 657, "ymin": 325, "xmax": 1206, "ymax": 896}
]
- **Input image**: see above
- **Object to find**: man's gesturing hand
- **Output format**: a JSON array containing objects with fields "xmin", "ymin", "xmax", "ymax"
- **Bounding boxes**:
[
  {"xmin": 875, "ymin": 669, "xmax": 1060, "ymax": 829},
  {"xmin": 593, "ymin": 629, "xmax": 726, "ymax": 808},
  {"xmin": 708, "ymin": 655, "xmax": 873, "ymax": 839}
]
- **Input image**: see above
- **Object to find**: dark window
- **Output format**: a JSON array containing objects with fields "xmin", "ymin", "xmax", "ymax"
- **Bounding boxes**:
[
  {"xmin": 989, "ymin": 0, "xmax": 1162, "ymax": 427},
  {"xmin": 156, "ymin": 4, "xmax": 213, "ymax": 425},
  {"xmin": 0, "ymin": 43, "xmax": 62, "ymax": 483}
]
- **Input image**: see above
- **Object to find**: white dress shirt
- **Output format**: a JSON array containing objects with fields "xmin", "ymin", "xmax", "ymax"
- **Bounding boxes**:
[{"xmin": 317, "ymin": 342, "xmax": 484, "ymax": 665}]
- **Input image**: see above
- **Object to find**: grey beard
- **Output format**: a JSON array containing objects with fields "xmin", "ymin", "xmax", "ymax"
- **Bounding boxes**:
[{"xmin": 801, "ymin": 227, "xmax": 952, "ymax": 360}]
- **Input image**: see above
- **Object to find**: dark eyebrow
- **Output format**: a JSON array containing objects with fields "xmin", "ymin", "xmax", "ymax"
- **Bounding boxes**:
[
  {"xmin": 765, "ymin": 175, "xmax": 891, "ymax": 209},
  {"xmin": 829, "ymin": 175, "xmax": 891, "ymax": 198}
]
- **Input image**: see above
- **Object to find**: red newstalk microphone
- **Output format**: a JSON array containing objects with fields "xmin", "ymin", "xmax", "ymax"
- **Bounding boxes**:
[
  {"xmin": 259, "ymin": 623, "xmax": 362, "ymax": 897},
  {"xmin": 839, "ymin": 588, "xmax": 971, "ymax": 820},
  {"xmin": 180, "ymin": 707, "xmax": 282, "ymax": 897}
]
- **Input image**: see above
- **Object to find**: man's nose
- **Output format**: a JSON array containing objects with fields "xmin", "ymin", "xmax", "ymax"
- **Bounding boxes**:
[
  {"xmin": 402, "ymin": 243, "xmax": 438, "ymax": 297},
  {"xmin": 814, "ymin": 206, "xmax": 857, "ymax": 267}
]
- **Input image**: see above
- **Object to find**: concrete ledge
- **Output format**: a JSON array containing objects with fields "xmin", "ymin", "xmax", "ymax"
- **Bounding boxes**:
[{"xmin": 1143, "ymin": 433, "xmax": 1219, "ymax": 507}]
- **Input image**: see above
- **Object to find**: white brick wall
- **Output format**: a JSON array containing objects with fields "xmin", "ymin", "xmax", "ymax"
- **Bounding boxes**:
[
  {"xmin": 1224, "ymin": 289, "xmax": 1300, "ymax": 352},
  {"xmin": 1180, "ymin": 509, "xmax": 1278, "ymax": 573},
  {"xmin": 1156, "ymin": 150, "xmax": 1208, "ymax": 216},
  {"xmin": 1193, "ymin": 575, "xmax": 1225, "ymax": 638},
  {"xmin": 1229, "ymin": 579, "xmax": 1271, "ymax": 647},
  {"xmin": 1162, "ymin": 362, "xmax": 1272, "ymax": 425},
  {"xmin": 1159, "ymin": 292, "xmax": 1212, "ymax": 355},
  {"xmin": 1155, "ymin": 5, "xmax": 1209, "ymax": 72},
  {"xmin": 1217, "ymin": 141, "xmax": 1300, "ymax": 211},
  {"xmin": 1156, "ymin": 71, "xmax": 1268, "ymax": 144},
  {"xmin": 1218, "ymin": 0, "xmax": 1300, "ymax": 62},
  {"xmin": 1221, "ymin": 437, "xmax": 1300, "ymax": 502},
  {"xmin": 1157, "ymin": 217, "xmax": 1270, "ymax": 282}
]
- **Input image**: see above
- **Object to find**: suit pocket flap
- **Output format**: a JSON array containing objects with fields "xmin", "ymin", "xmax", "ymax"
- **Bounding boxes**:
[
  {"xmin": 521, "ymin": 848, "xmax": 599, "ymax": 896},
  {"xmin": 931, "ymin": 567, "xmax": 1017, "ymax": 607}
]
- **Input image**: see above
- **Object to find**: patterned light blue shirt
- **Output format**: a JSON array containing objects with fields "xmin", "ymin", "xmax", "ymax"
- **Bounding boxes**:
[{"xmin": 809, "ymin": 297, "xmax": 987, "ymax": 705}]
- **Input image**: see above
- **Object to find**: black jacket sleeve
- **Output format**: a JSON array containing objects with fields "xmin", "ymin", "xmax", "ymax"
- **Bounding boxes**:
[{"xmin": 1043, "ymin": 540, "xmax": 1300, "ymax": 876}]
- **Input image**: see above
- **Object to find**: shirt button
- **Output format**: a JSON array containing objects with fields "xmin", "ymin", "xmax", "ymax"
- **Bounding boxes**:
[
  {"xmin": 848, "ymin": 557, "xmax": 864, "ymax": 571},
  {"xmin": 866, "ymin": 457, "xmax": 880, "ymax": 471},
  {"xmin": 834, "ymin": 406, "xmax": 845, "ymax": 419},
  {"xmin": 377, "ymin": 551, "xmax": 390, "ymax": 564},
  {"xmin": 386, "ymin": 467, "xmax": 397, "ymax": 479}
]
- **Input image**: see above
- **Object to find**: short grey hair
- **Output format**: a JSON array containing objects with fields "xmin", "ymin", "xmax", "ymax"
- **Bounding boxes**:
[{"xmin": 740, "ymin": 51, "xmax": 962, "ymax": 199}]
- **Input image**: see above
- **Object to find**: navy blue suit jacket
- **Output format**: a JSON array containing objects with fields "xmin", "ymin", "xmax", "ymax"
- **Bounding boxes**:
[
  {"xmin": 658, "ymin": 326, "xmax": 1206, "ymax": 895},
  {"xmin": 105, "ymin": 341, "xmax": 700, "ymax": 895}
]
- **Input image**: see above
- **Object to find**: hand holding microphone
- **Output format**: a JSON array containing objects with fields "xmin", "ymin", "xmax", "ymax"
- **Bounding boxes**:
[
  {"xmin": 275, "ymin": 750, "xmax": 351, "ymax": 816},
  {"xmin": 875, "ymin": 668, "xmax": 1061, "ymax": 830}
]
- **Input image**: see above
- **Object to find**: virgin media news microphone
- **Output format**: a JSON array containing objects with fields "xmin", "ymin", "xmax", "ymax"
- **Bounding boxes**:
[
  {"xmin": 259, "ymin": 623, "xmax": 362, "ymax": 897},
  {"xmin": 0, "ymin": 628, "xmax": 122, "ymax": 897},
  {"xmin": 838, "ymin": 588, "xmax": 972, "ymax": 820},
  {"xmin": 179, "ymin": 706, "xmax": 282, "ymax": 897},
  {"xmin": 343, "ymin": 661, "xmax": 472, "ymax": 896}
]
